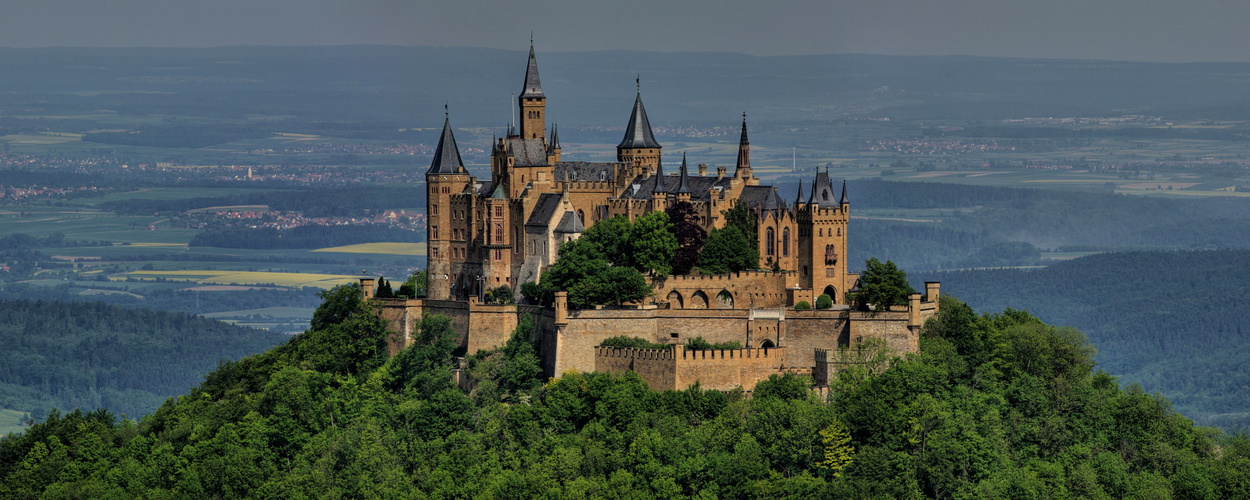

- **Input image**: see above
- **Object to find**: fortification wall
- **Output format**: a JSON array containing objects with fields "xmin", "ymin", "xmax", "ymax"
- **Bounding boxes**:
[
  {"xmin": 594, "ymin": 345, "xmax": 785, "ymax": 391},
  {"xmin": 848, "ymin": 310, "xmax": 915, "ymax": 353},
  {"xmin": 555, "ymin": 308, "xmax": 759, "ymax": 374},
  {"xmin": 655, "ymin": 270, "xmax": 794, "ymax": 309},
  {"xmin": 784, "ymin": 309, "xmax": 851, "ymax": 369},
  {"xmin": 466, "ymin": 303, "xmax": 519, "ymax": 354}
]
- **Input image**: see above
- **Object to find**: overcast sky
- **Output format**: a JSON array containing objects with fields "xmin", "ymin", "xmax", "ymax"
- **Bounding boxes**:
[{"xmin": 5, "ymin": 0, "xmax": 1250, "ymax": 62}]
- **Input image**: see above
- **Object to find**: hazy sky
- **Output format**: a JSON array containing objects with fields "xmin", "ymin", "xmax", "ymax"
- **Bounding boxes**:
[{"xmin": 5, "ymin": 0, "xmax": 1250, "ymax": 62}]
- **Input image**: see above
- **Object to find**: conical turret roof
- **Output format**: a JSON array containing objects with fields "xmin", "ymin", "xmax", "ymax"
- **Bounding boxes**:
[
  {"xmin": 520, "ymin": 43, "xmax": 544, "ymax": 99},
  {"xmin": 619, "ymin": 82, "xmax": 661, "ymax": 149},
  {"xmin": 675, "ymin": 153, "xmax": 692, "ymax": 194},
  {"xmin": 427, "ymin": 113, "xmax": 464, "ymax": 175}
]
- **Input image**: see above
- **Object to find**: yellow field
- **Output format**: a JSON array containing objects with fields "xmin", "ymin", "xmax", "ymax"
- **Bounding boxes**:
[
  {"xmin": 313, "ymin": 242, "xmax": 427, "ymax": 256},
  {"xmin": 115, "ymin": 270, "xmax": 361, "ymax": 288}
]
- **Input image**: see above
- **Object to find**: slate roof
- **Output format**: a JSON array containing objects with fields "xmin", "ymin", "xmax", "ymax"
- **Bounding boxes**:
[
  {"xmin": 525, "ymin": 193, "xmax": 564, "ymax": 227},
  {"xmin": 621, "ymin": 174, "xmax": 733, "ymax": 201},
  {"xmin": 810, "ymin": 170, "xmax": 838, "ymax": 208},
  {"xmin": 554, "ymin": 211, "xmax": 584, "ymax": 233},
  {"xmin": 427, "ymin": 116, "xmax": 465, "ymax": 175},
  {"xmin": 675, "ymin": 154, "xmax": 692, "ymax": 194},
  {"xmin": 738, "ymin": 185, "xmax": 787, "ymax": 212},
  {"xmin": 618, "ymin": 93, "xmax": 661, "ymax": 149},
  {"xmin": 506, "ymin": 138, "xmax": 548, "ymax": 166},
  {"xmin": 554, "ymin": 161, "xmax": 616, "ymax": 182},
  {"xmin": 520, "ymin": 44, "xmax": 544, "ymax": 99}
]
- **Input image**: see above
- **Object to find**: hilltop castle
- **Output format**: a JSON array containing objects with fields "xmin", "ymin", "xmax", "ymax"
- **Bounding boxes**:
[{"xmin": 368, "ymin": 44, "xmax": 939, "ymax": 391}]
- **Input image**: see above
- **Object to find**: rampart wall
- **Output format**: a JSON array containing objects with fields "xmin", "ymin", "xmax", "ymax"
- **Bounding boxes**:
[{"xmin": 594, "ymin": 344, "xmax": 785, "ymax": 391}]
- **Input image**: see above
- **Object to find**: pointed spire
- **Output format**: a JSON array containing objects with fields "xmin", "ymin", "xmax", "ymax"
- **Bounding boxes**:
[
  {"xmin": 651, "ymin": 159, "xmax": 665, "ymax": 195},
  {"xmin": 795, "ymin": 178, "xmax": 806, "ymax": 205},
  {"xmin": 427, "ymin": 112, "xmax": 464, "ymax": 174},
  {"xmin": 676, "ymin": 153, "xmax": 692, "ymax": 194},
  {"xmin": 735, "ymin": 112, "xmax": 751, "ymax": 175},
  {"xmin": 547, "ymin": 124, "xmax": 561, "ymax": 154},
  {"xmin": 840, "ymin": 180, "xmax": 848, "ymax": 205},
  {"xmin": 619, "ymin": 79, "xmax": 661, "ymax": 149},
  {"xmin": 520, "ymin": 40, "xmax": 544, "ymax": 99}
]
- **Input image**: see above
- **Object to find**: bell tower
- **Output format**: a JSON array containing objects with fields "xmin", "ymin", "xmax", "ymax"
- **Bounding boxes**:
[{"xmin": 518, "ymin": 41, "xmax": 546, "ymax": 141}]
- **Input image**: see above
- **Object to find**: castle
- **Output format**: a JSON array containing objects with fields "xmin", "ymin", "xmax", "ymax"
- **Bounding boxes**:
[{"xmin": 368, "ymin": 44, "xmax": 939, "ymax": 391}]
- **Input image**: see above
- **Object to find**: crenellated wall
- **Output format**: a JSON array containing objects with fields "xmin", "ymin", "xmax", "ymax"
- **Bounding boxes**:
[{"xmin": 594, "ymin": 344, "xmax": 786, "ymax": 391}]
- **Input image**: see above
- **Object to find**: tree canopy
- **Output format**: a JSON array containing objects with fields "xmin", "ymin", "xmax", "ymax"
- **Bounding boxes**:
[{"xmin": 848, "ymin": 258, "xmax": 915, "ymax": 311}]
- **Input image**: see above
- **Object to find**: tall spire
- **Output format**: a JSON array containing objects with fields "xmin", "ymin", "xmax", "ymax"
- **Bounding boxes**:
[
  {"xmin": 840, "ymin": 180, "xmax": 848, "ymax": 205},
  {"xmin": 427, "ymin": 110, "xmax": 464, "ymax": 175},
  {"xmin": 735, "ymin": 112, "xmax": 751, "ymax": 177},
  {"xmin": 676, "ymin": 153, "xmax": 692, "ymax": 194},
  {"xmin": 520, "ymin": 41, "xmax": 544, "ymax": 99},
  {"xmin": 619, "ymin": 79, "xmax": 661, "ymax": 149},
  {"xmin": 548, "ymin": 124, "xmax": 561, "ymax": 153},
  {"xmin": 795, "ymin": 178, "xmax": 806, "ymax": 205},
  {"xmin": 651, "ymin": 158, "xmax": 665, "ymax": 195}
]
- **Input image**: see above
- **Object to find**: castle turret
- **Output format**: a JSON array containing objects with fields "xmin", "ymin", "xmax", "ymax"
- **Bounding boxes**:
[
  {"xmin": 426, "ymin": 110, "xmax": 471, "ymax": 300},
  {"xmin": 617, "ymin": 77, "xmax": 662, "ymax": 181},
  {"xmin": 547, "ymin": 124, "xmax": 561, "ymax": 163},
  {"xmin": 519, "ymin": 41, "xmax": 546, "ymax": 141},
  {"xmin": 675, "ymin": 153, "xmax": 692, "ymax": 203},
  {"xmin": 735, "ymin": 113, "xmax": 752, "ymax": 181}
]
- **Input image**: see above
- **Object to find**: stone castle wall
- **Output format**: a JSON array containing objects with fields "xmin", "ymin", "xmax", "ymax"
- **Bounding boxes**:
[{"xmin": 594, "ymin": 344, "xmax": 785, "ymax": 391}]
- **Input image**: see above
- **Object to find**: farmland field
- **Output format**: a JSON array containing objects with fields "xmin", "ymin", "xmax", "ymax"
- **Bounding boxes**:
[
  {"xmin": 115, "ymin": 270, "xmax": 362, "ymax": 288},
  {"xmin": 313, "ymin": 242, "xmax": 427, "ymax": 255},
  {"xmin": 0, "ymin": 409, "xmax": 29, "ymax": 437}
]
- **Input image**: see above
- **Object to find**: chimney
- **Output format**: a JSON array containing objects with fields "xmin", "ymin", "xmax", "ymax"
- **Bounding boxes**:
[{"xmin": 698, "ymin": 163, "xmax": 708, "ymax": 176}]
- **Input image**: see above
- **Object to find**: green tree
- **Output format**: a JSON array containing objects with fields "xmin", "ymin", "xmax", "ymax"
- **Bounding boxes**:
[
  {"xmin": 629, "ymin": 211, "xmax": 677, "ymax": 276},
  {"xmin": 398, "ymin": 269, "xmax": 427, "ymax": 298},
  {"xmin": 818, "ymin": 420, "xmax": 855, "ymax": 477},
  {"xmin": 698, "ymin": 225, "xmax": 757, "ymax": 274},
  {"xmin": 847, "ymin": 258, "xmax": 915, "ymax": 312}
]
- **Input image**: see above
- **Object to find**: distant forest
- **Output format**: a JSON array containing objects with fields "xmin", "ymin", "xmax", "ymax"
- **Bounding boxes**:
[
  {"xmin": 0, "ymin": 300, "xmax": 287, "ymax": 419},
  {"xmin": 913, "ymin": 249, "xmax": 1250, "ymax": 430},
  {"xmin": 189, "ymin": 225, "xmax": 421, "ymax": 249},
  {"xmin": 98, "ymin": 186, "xmax": 424, "ymax": 218}
]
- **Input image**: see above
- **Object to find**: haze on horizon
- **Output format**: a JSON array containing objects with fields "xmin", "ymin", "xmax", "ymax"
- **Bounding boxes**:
[{"xmin": 4, "ymin": 0, "xmax": 1250, "ymax": 63}]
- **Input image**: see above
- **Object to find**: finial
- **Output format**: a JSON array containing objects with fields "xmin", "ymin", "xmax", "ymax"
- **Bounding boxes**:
[
  {"xmin": 743, "ymin": 111, "xmax": 747, "ymax": 121},
  {"xmin": 530, "ymin": 32, "xmax": 534, "ymax": 46},
  {"xmin": 444, "ymin": 103, "xmax": 449, "ymax": 119},
  {"xmin": 636, "ymin": 75, "xmax": 640, "ymax": 93}
]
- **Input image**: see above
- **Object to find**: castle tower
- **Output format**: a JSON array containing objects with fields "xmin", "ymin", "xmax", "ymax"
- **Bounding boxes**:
[
  {"xmin": 650, "ymin": 153, "xmax": 667, "ymax": 213},
  {"xmin": 426, "ymin": 111, "xmax": 470, "ymax": 300},
  {"xmin": 617, "ymin": 78, "xmax": 662, "ymax": 183},
  {"xmin": 798, "ymin": 170, "xmax": 850, "ymax": 302},
  {"xmin": 481, "ymin": 183, "xmax": 513, "ymax": 296},
  {"xmin": 735, "ymin": 113, "xmax": 752, "ymax": 181},
  {"xmin": 519, "ymin": 42, "xmax": 546, "ymax": 141}
]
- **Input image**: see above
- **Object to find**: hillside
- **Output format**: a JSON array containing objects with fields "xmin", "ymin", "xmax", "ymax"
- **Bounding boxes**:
[
  {"xmin": 0, "ymin": 300, "xmax": 288, "ymax": 423},
  {"xmin": 1, "ymin": 286, "xmax": 1245, "ymax": 498},
  {"xmin": 913, "ymin": 249, "xmax": 1250, "ymax": 430}
]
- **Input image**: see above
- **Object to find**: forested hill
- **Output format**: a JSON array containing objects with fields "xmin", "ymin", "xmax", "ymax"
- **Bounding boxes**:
[
  {"xmin": 914, "ymin": 249, "xmax": 1250, "ymax": 430},
  {"xmin": 0, "ymin": 300, "xmax": 288, "ymax": 422},
  {"xmin": 2, "ymin": 286, "xmax": 1246, "ymax": 498}
]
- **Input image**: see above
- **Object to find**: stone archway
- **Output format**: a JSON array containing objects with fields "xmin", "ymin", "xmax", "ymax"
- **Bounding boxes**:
[
  {"xmin": 716, "ymin": 290, "xmax": 734, "ymax": 309},
  {"xmin": 690, "ymin": 290, "xmax": 709, "ymax": 309},
  {"xmin": 822, "ymin": 285, "xmax": 837, "ymax": 300},
  {"xmin": 759, "ymin": 339, "xmax": 776, "ymax": 349},
  {"xmin": 667, "ymin": 290, "xmax": 684, "ymax": 309}
]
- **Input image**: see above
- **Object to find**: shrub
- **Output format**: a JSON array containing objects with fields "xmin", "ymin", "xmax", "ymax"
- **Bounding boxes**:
[
  {"xmin": 686, "ymin": 336, "xmax": 743, "ymax": 350},
  {"xmin": 795, "ymin": 301, "xmax": 812, "ymax": 310},
  {"xmin": 599, "ymin": 336, "xmax": 669, "ymax": 349},
  {"xmin": 815, "ymin": 294, "xmax": 833, "ymax": 309}
]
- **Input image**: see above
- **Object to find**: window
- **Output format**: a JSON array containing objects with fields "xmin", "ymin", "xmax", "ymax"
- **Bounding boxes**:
[
  {"xmin": 494, "ymin": 223, "xmax": 504, "ymax": 244},
  {"xmin": 493, "ymin": 249, "xmax": 502, "ymax": 261},
  {"xmin": 766, "ymin": 227, "xmax": 775, "ymax": 257},
  {"xmin": 432, "ymin": 226, "xmax": 439, "ymax": 239},
  {"xmin": 431, "ymin": 204, "xmax": 438, "ymax": 216},
  {"xmin": 493, "ymin": 206, "xmax": 503, "ymax": 218},
  {"xmin": 782, "ymin": 227, "xmax": 790, "ymax": 257}
]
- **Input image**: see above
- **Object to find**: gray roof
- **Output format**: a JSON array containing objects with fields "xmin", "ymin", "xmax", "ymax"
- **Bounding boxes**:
[
  {"xmin": 553, "ymin": 161, "xmax": 616, "ymax": 182},
  {"xmin": 554, "ymin": 211, "xmax": 584, "ymax": 233},
  {"xmin": 675, "ymin": 154, "xmax": 692, "ymax": 194},
  {"xmin": 525, "ymin": 193, "xmax": 564, "ymax": 227},
  {"xmin": 618, "ymin": 93, "xmax": 661, "ymax": 149},
  {"xmin": 506, "ymin": 138, "xmax": 548, "ymax": 166},
  {"xmin": 548, "ymin": 124, "xmax": 560, "ymax": 153},
  {"xmin": 621, "ymin": 174, "xmax": 732, "ymax": 201},
  {"xmin": 810, "ymin": 170, "xmax": 838, "ymax": 208},
  {"xmin": 427, "ymin": 116, "xmax": 465, "ymax": 175},
  {"xmin": 520, "ymin": 44, "xmax": 544, "ymax": 99},
  {"xmin": 795, "ymin": 178, "xmax": 806, "ymax": 204},
  {"xmin": 739, "ymin": 185, "xmax": 787, "ymax": 212}
]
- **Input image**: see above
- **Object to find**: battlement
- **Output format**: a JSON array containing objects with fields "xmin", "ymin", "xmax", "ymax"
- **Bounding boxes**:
[
  {"xmin": 661, "ymin": 269, "xmax": 794, "ymax": 284},
  {"xmin": 594, "ymin": 343, "xmax": 785, "ymax": 391}
]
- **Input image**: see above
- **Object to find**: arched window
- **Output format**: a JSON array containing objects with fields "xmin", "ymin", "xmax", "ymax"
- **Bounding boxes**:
[
  {"xmin": 577, "ymin": 210, "xmax": 585, "ymax": 225},
  {"xmin": 766, "ymin": 227, "xmax": 775, "ymax": 256},
  {"xmin": 782, "ymin": 227, "xmax": 791, "ymax": 257},
  {"xmin": 432, "ymin": 226, "xmax": 439, "ymax": 239},
  {"xmin": 494, "ymin": 223, "xmax": 504, "ymax": 244}
]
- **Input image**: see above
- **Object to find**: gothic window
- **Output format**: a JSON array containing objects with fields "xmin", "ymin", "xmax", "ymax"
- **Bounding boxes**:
[
  {"xmin": 819, "ymin": 228, "xmax": 823, "ymax": 237},
  {"xmin": 782, "ymin": 227, "xmax": 791, "ymax": 257},
  {"xmin": 493, "ymin": 206, "xmax": 503, "ymax": 218},
  {"xmin": 432, "ymin": 226, "xmax": 439, "ymax": 239},
  {"xmin": 431, "ymin": 204, "xmax": 438, "ymax": 216},
  {"xmin": 837, "ymin": 228, "xmax": 841, "ymax": 237},
  {"xmin": 766, "ymin": 227, "xmax": 775, "ymax": 257},
  {"xmin": 493, "ymin": 249, "xmax": 503, "ymax": 261},
  {"xmin": 825, "ymin": 244, "xmax": 838, "ymax": 265},
  {"xmin": 577, "ymin": 210, "xmax": 585, "ymax": 225},
  {"xmin": 494, "ymin": 224, "xmax": 504, "ymax": 244}
]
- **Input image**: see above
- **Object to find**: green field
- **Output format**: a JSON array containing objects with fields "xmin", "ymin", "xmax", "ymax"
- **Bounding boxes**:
[
  {"xmin": 0, "ymin": 408, "xmax": 30, "ymax": 437},
  {"xmin": 115, "ymin": 270, "xmax": 362, "ymax": 288}
]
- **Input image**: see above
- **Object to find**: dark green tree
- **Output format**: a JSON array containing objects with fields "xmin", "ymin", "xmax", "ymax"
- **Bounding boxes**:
[
  {"xmin": 697, "ymin": 225, "xmax": 757, "ymax": 274},
  {"xmin": 666, "ymin": 201, "xmax": 707, "ymax": 275},
  {"xmin": 847, "ymin": 258, "xmax": 915, "ymax": 312},
  {"xmin": 629, "ymin": 211, "xmax": 677, "ymax": 276}
]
